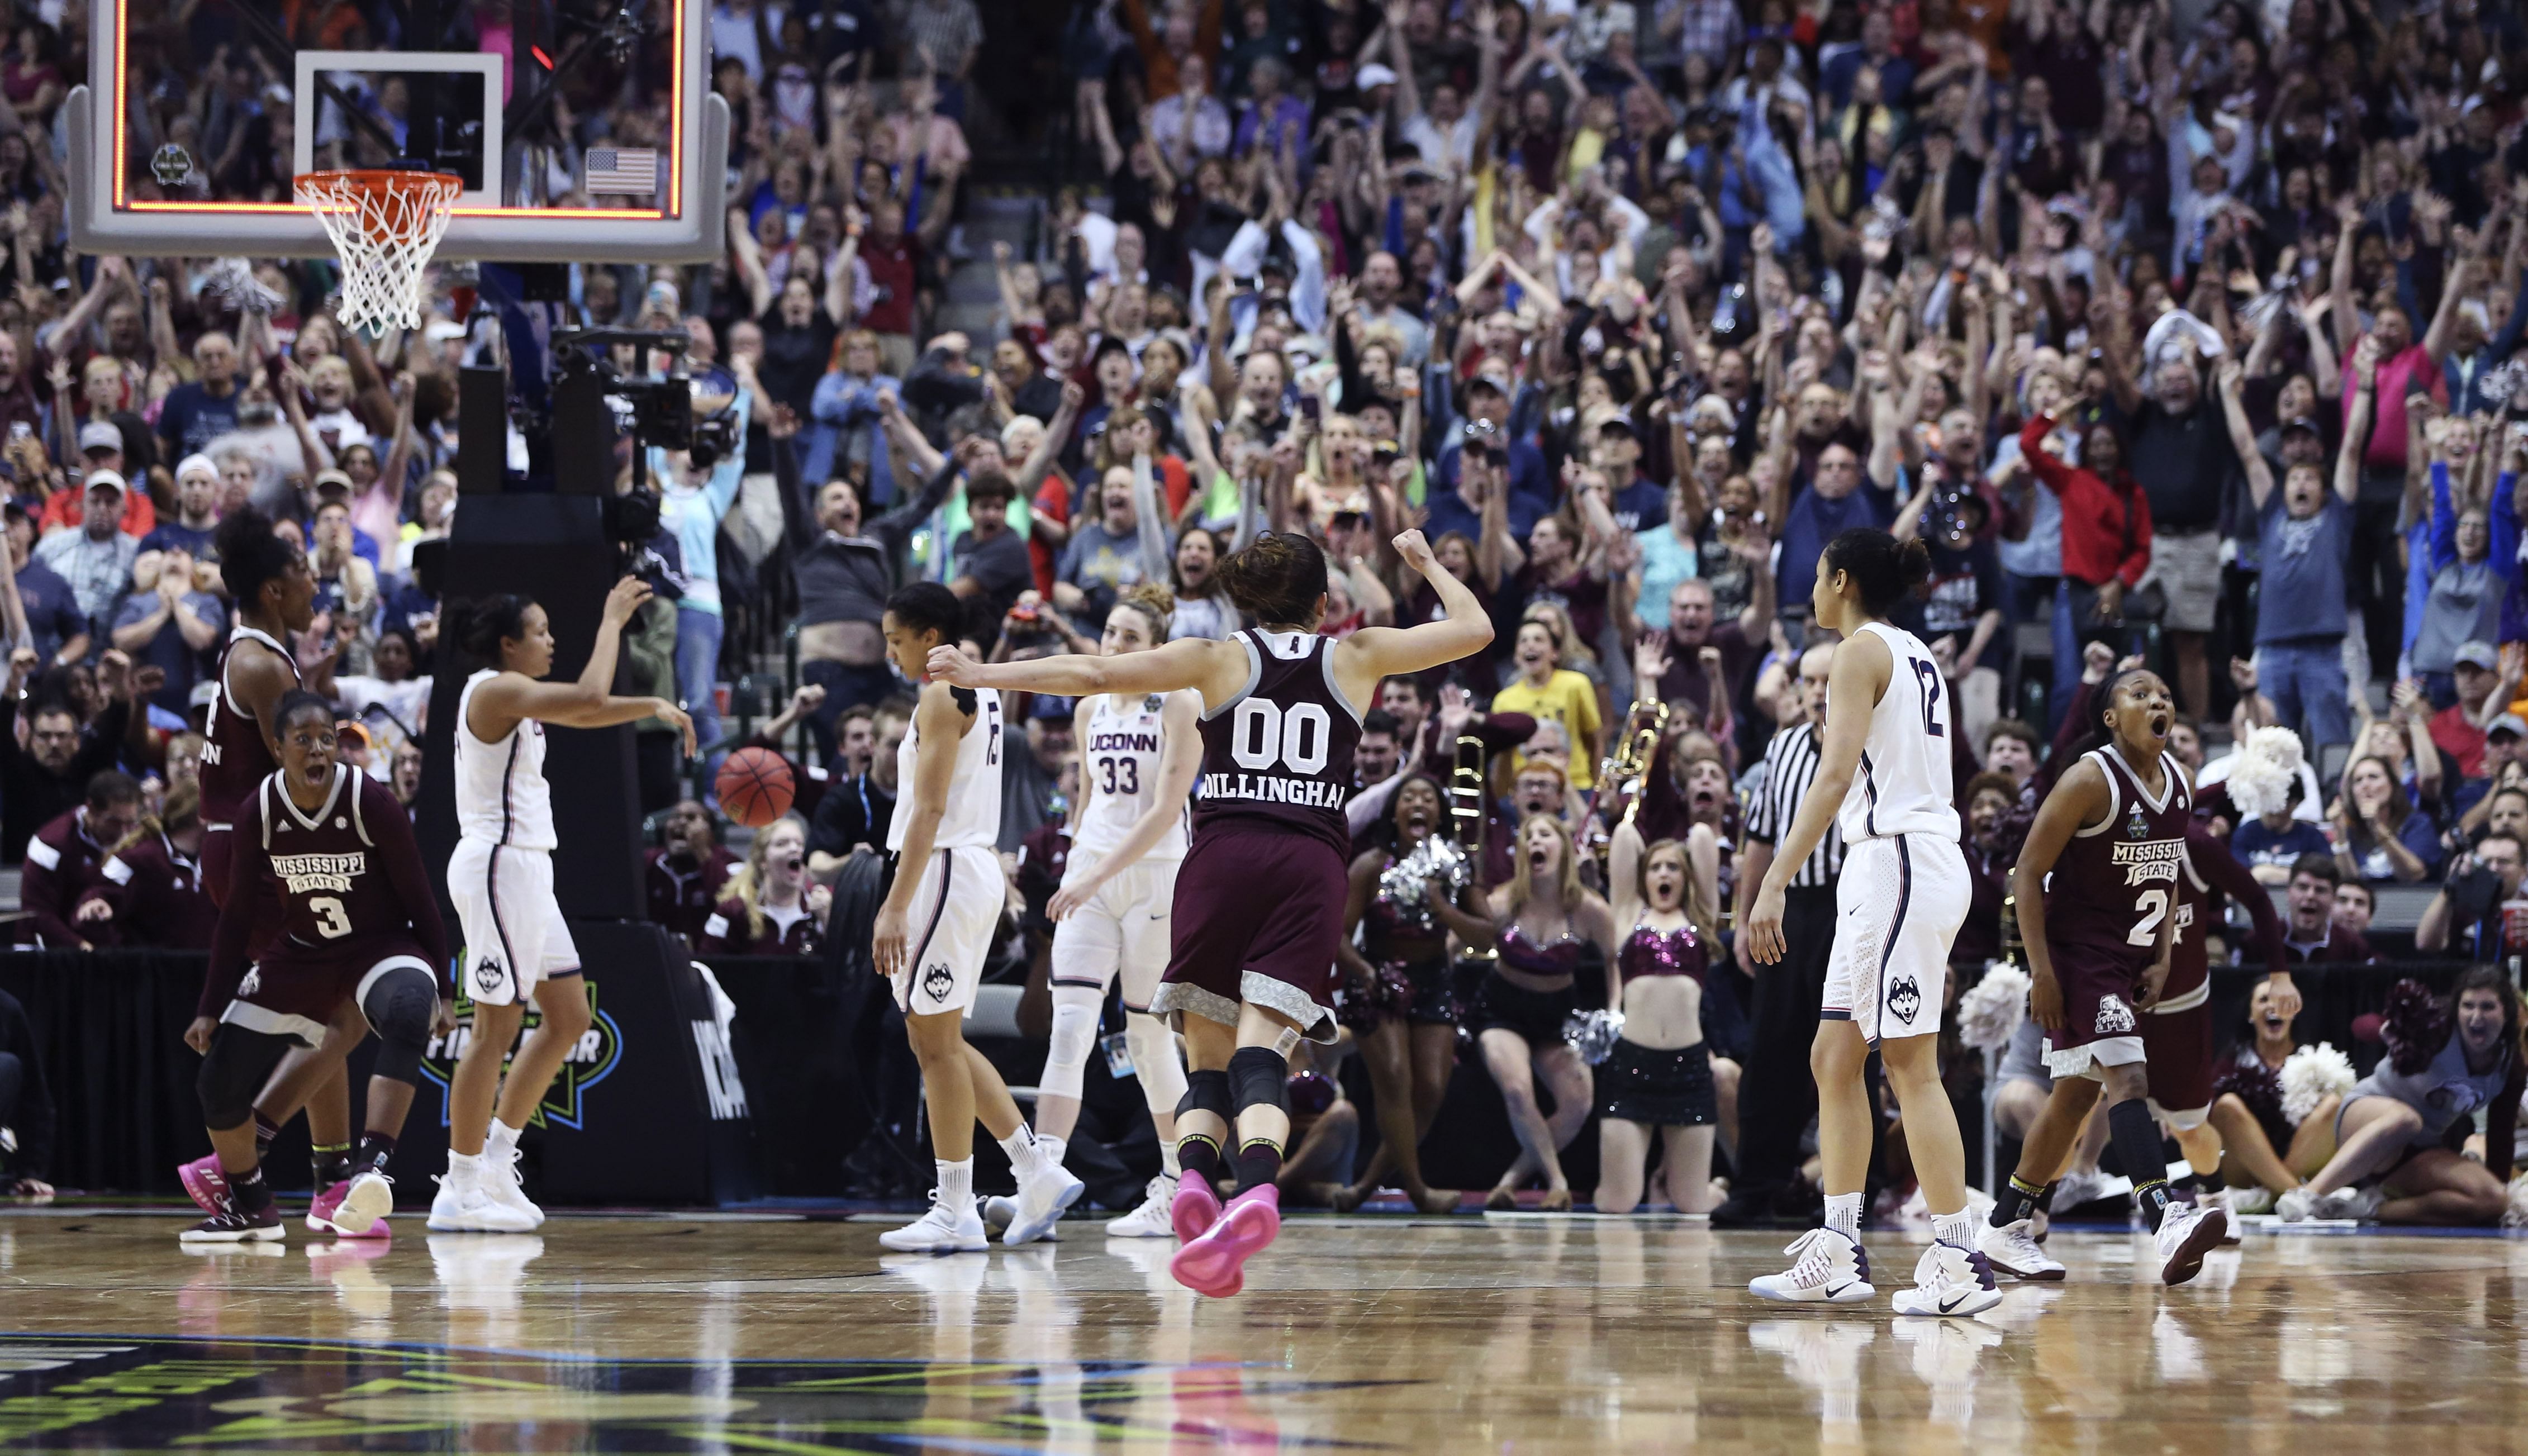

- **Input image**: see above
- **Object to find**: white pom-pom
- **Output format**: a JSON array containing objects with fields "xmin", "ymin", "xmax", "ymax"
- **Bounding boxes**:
[
  {"xmin": 2280, "ymin": 1043, "xmax": 2356, "ymax": 1126},
  {"xmin": 2225, "ymin": 726, "xmax": 2306, "ymax": 819},
  {"xmin": 1959, "ymin": 964, "xmax": 2031, "ymax": 1051}
]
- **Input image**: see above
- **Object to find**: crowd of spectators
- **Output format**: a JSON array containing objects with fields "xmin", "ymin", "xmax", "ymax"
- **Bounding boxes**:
[{"xmin": 7, "ymin": 0, "xmax": 2528, "ymax": 1214}]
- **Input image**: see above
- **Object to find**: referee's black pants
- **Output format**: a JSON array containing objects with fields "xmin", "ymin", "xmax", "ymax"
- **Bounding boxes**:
[{"xmin": 1737, "ymin": 885, "xmax": 1839, "ymax": 1192}]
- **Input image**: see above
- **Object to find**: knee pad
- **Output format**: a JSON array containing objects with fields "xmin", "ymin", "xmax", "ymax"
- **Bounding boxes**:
[
  {"xmin": 1124, "ymin": 1012, "xmax": 1187, "ymax": 1116},
  {"xmin": 196, "ymin": 1026, "xmax": 293, "ymax": 1131},
  {"xmin": 1176, "ymin": 1067, "xmax": 1233, "ymax": 1127},
  {"xmin": 1227, "ymin": 1046, "xmax": 1289, "ymax": 1117},
  {"xmin": 1040, "ymin": 987, "xmax": 1103, "ymax": 1101},
  {"xmin": 360, "ymin": 964, "xmax": 440, "ymax": 1087}
]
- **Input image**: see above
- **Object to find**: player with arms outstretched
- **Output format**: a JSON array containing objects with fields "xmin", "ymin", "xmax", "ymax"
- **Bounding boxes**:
[
  {"xmin": 990, "ymin": 583, "xmax": 1203, "ymax": 1241},
  {"xmin": 1742, "ymin": 528, "xmax": 1999, "ymax": 1317},
  {"xmin": 929, "ymin": 529, "xmax": 1493, "ymax": 1296},
  {"xmin": 872, "ymin": 582, "xmax": 1086, "ymax": 1253},
  {"xmin": 1985, "ymin": 666, "xmax": 2232, "ymax": 1286},
  {"xmin": 180, "ymin": 692, "xmax": 450, "ymax": 1243},
  {"xmin": 430, "ymin": 582, "xmax": 696, "ymax": 1233}
]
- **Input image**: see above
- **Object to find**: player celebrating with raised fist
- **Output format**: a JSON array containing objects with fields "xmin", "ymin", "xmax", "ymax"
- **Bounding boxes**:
[
  {"xmin": 928, "ymin": 528, "xmax": 1492, "ymax": 1297},
  {"xmin": 1742, "ymin": 529, "xmax": 1999, "ymax": 1318},
  {"xmin": 430, "ymin": 581, "xmax": 696, "ymax": 1234}
]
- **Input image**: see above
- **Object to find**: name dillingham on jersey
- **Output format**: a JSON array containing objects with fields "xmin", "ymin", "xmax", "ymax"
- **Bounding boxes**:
[
  {"xmin": 270, "ymin": 851, "xmax": 367, "ymax": 895},
  {"xmin": 1200, "ymin": 771, "xmax": 1349, "ymax": 809},
  {"xmin": 2110, "ymin": 839, "xmax": 2184, "ymax": 887}
]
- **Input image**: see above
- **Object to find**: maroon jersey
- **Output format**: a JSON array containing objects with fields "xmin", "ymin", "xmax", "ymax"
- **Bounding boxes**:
[
  {"xmin": 2166, "ymin": 819, "xmax": 2287, "ymax": 1006},
  {"xmin": 1195, "ymin": 629, "xmax": 1362, "ymax": 859},
  {"xmin": 699, "ymin": 894, "xmax": 826, "ymax": 957},
  {"xmin": 199, "ymin": 765, "xmax": 450, "ymax": 1018},
  {"xmin": 198, "ymin": 627, "xmax": 299, "ymax": 828},
  {"xmin": 20, "ymin": 808, "xmax": 116, "ymax": 947},
  {"xmin": 2041, "ymin": 746, "xmax": 2192, "ymax": 982},
  {"xmin": 90, "ymin": 830, "xmax": 218, "ymax": 949}
]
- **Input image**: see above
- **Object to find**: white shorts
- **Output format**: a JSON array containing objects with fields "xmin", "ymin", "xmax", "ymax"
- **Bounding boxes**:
[
  {"xmin": 1823, "ymin": 834, "xmax": 1969, "ymax": 1046},
  {"xmin": 448, "ymin": 839, "xmax": 581, "ymax": 1007},
  {"xmin": 893, "ymin": 845, "xmax": 1006, "ymax": 1018},
  {"xmin": 1049, "ymin": 857, "xmax": 1180, "ymax": 1010}
]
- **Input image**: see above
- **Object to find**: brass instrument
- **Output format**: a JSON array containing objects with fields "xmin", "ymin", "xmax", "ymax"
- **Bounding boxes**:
[
  {"xmin": 1607, "ymin": 698, "xmax": 1671, "ymax": 831},
  {"xmin": 1450, "ymin": 731, "xmax": 1495, "ymax": 963}
]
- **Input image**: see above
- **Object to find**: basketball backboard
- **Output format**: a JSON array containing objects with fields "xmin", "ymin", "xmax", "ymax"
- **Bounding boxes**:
[{"xmin": 70, "ymin": 0, "xmax": 725, "ymax": 263}]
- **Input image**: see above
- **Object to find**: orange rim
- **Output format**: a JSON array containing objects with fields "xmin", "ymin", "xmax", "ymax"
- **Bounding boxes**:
[{"xmin": 293, "ymin": 169, "xmax": 465, "ymax": 244}]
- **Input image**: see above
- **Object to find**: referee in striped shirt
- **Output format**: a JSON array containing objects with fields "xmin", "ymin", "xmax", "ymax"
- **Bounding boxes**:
[{"xmin": 1716, "ymin": 641, "xmax": 1851, "ymax": 1227}]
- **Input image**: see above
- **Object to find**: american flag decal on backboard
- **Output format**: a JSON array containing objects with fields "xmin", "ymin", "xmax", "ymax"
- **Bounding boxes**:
[{"xmin": 585, "ymin": 147, "xmax": 659, "ymax": 196}]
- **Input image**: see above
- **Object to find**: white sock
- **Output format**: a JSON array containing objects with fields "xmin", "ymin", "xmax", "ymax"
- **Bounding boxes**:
[
  {"xmin": 937, "ymin": 1158, "xmax": 975, "ymax": 1212},
  {"xmin": 448, "ymin": 1151, "xmax": 481, "ymax": 1173},
  {"xmin": 1823, "ymin": 1192, "xmax": 1863, "ymax": 1239},
  {"xmin": 486, "ymin": 1120, "xmax": 520, "ymax": 1157},
  {"xmin": 1161, "ymin": 1140, "xmax": 1181, "ymax": 1178},
  {"xmin": 1931, "ymin": 1208, "xmax": 1976, "ymax": 1249},
  {"xmin": 999, "ymin": 1128, "xmax": 1044, "ymax": 1178},
  {"xmin": 1037, "ymin": 1135, "xmax": 1067, "ymax": 1171}
]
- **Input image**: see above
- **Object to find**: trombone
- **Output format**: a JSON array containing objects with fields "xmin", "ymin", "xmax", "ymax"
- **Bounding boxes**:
[{"xmin": 1450, "ymin": 730, "xmax": 1494, "ymax": 963}]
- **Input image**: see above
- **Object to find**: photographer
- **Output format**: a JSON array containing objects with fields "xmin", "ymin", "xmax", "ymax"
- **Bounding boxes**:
[
  {"xmin": 2417, "ymin": 831, "xmax": 2528, "ymax": 962},
  {"xmin": 649, "ymin": 353, "xmax": 756, "ymax": 763}
]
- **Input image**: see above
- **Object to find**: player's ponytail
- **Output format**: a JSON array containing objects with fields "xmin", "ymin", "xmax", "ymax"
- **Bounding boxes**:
[
  {"xmin": 442, "ymin": 594, "xmax": 534, "ymax": 664},
  {"xmin": 1116, "ymin": 581, "xmax": 1176, "ymax": 640},
  {"xmin": 1215, "ymin": 530, "xmax": 1329, "ymax": 627},
  {"xmin": 1821, "ymin": 527, "xmax": 1931, "ymax": 617}
]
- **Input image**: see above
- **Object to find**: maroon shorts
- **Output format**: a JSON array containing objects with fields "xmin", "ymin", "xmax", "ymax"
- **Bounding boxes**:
[
  {"xmin": 1151, "ymin": 824, "xmax": 1345, "ymax": 1042},
  {"xmin": 219, "ymin": 935, "xmax": 437, "ymax": 1047},
  {"xmin": 2039, "ymin": 944, "xmax": 2151, "ymax": 1077},
  {"xmin": 2139, "ymin": 1001, "xmax": 2215, "ymax": 1122}
]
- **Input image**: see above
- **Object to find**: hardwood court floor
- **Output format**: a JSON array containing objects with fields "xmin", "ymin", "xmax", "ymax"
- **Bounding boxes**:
[{"xmin": 5, "ymin": 1207, "xmax": 2528, "ymax": 1452}]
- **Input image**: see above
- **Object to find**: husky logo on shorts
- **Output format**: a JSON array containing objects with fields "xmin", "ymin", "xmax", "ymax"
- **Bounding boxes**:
[
  {"xmin": 473, "ymin": 954, "xmax": 506, "ymax": 993},
  {"xmin": 922, "ymin": 962, "xmax": 955, "ymax": 1002},
  {"xmin": 2097, "ymin": 993, "xmax": 2136, "ymax": 1034},
  {"xmin": 237, "ymin": 967, "xmax": 260, "ymax": 997},
  {"xmin": 1886, "ymin": 974, "xmax": 1922, "ymax": 1025}
]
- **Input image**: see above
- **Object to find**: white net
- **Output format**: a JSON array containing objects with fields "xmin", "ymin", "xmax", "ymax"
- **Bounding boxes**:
[{"xmin": 293, "ymin": 170, "xmax": 463, "ymax": 336}]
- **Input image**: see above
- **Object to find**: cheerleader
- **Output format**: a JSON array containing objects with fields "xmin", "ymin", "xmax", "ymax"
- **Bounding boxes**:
[{"xmin": 1593, "ymin": 820, "xmax": 1737, "ymax": 1214}]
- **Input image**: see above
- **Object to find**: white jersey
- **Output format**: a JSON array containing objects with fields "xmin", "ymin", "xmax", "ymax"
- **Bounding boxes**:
[
  {"xmin": 454, "ymin": 668, "xmax": 557, "ymax": 850},
  {"xmin": 886, "ymin": 686, "xmax": 1005, "ymax": 853},
  {"xmin": 1073, "ymin": 691, "xmax": 1190, "ymax": 862},
  {"xmin": 1834, "ymin": 621, "xmax": 1961, "ymax": 843}
]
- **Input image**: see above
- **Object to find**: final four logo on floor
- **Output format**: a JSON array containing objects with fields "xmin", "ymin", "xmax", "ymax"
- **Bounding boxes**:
[
  {"xmin": 0, "ymin": 1336, "xmax": 1335, "ymax": 1452},
  {"xmin": 420, "ymin": 967, "xmax": 622, "ymax": 1131}
]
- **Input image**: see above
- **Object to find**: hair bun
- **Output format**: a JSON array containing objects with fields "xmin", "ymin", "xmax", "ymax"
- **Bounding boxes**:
[{"xmin": 1894, "ymin": 536, "xmax": 1933, "ymax": 591}]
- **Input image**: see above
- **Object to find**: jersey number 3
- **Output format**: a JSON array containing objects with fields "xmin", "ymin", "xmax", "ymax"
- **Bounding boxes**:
[
  {"xmin": 310, "ymin": 896, "xmax": 354, "ymax": 939},
  {"xmin": 1908, "ymin": 659, "xmax": 1944, "ymax": 737}
]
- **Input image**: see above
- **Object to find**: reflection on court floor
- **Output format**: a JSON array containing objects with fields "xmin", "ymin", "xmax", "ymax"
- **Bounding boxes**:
[{"xmin": 3, "ymin": 1211, "xmax": 2525, "ymax": 1452}]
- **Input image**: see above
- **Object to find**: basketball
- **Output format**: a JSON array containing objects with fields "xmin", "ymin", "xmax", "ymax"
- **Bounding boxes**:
[{"xmin": 715, "ymin": 747, "xmax": 795, "ymax": 827}]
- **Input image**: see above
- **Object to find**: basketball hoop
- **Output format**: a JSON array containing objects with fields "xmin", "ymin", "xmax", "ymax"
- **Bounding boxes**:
[{"xmin": 294, "ymin": 169, "xmax": 465, "ymax": 336}]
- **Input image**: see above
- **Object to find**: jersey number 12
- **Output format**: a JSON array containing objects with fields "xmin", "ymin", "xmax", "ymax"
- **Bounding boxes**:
[{"xmin": 1908, "ymin": 658, "xmax": 1944, "ymax": 737}]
